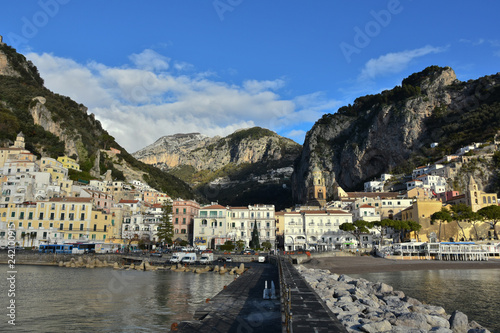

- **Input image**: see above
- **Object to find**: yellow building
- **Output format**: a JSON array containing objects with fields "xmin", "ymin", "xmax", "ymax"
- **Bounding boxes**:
[
  {"xmin": 57, "ymin": 155, "xmax": 80, "ymax": 172},
  {"xmin": 307, "ymin": 165, "xmax": 327, "ymax": 207},
  {"xmin": 465, "ymin": 176, "xmax": 498, "ymax": 212},
  {"xmin": 401, "ymin": 199, "xmax": 444, "ymax": 242},
  {"xmin": 0, "ymin": 197, "xmax": 121, "ymax": 247}
]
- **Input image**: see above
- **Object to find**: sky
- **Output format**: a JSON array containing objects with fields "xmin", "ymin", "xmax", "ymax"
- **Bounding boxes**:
[{"xmin": 1, "ymin": 1, "xmax": 499, "ymax": 153}]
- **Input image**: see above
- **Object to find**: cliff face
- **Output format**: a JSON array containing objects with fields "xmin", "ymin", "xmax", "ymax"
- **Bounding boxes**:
[
  {"xmin": 133, "ymin": 127, "xmax": 302, "ymax": 209},
  {"xmin": 292, "ymin": 66, "xmax": 500, "ymax": 203},
  {"xmin": 133, "ymin": 127, "xmax": 301, "ymax": 173}
]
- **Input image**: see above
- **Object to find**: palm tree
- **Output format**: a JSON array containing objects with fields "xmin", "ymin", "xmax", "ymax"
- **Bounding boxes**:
[{"xmin": 20, "ymin": 232, "xmax": 26, "ymax": 247}]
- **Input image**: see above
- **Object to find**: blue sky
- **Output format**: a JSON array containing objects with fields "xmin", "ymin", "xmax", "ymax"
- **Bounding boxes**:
[{"xmin": 1, "ymin": 1, "xmax": 499, "ymax": 152}]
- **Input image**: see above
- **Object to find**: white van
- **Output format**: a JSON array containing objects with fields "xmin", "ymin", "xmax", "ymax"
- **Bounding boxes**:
[
  {"xmin": 169, "ymin": 252, "xmax": 185, "ymax": 264},
  {"xmin": 180, "ymin": 253, "xmax": 197, "ymax": 264},
  {"xmin": 199, "ymin": 253, "xmax": 213, "ymax": 264}
]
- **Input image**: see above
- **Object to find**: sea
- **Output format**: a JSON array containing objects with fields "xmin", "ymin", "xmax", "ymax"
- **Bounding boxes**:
[
  {"xmin": 1, "ymin": 265, "xmax": 235, "ymax": 332},
  {"xmin": 2, "ymin": 265, "xmax": 499, "ymax": 332},
  {"xmin": 349, "ymin": 269, "xmax": 500, "ymax": 333}
]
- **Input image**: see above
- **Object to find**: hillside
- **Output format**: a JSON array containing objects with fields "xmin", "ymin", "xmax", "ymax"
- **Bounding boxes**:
[
  {"xmin": 0, "ymin": 42, "xmax": 198, "ymax": 200},
  {"xmin": 292, "ymin": 66, "xmax": 500, "ymax": 202},
  {"xmin": 133, "ymin": 127, "xmax": 302, "ymax": 209}
]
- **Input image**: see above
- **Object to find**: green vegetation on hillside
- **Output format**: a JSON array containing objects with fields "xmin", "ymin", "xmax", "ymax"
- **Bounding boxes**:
[{"xmin": 0, "ymin": 44, "xmax": 198, "ymax": 200}]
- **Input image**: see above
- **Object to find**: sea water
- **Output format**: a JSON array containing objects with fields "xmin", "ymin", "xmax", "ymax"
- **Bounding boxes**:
[{"xmin": 0, "ymin": 265, "xmax": 235, "ymax": 332}]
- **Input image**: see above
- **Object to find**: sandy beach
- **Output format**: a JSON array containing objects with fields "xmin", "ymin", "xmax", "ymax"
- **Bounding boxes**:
[{"xmin": 301, "ymin": 255, "xmax": 500, "ymax": 274}]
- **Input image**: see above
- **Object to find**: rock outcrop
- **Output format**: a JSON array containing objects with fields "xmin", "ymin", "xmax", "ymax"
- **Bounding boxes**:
[
  {"xmin": 292, "ymin": 66, "xmax": 500, "ymax": 203},
  {"xmin": 133, "ymin": 128, "xmax": 301, "ymax": 173}
]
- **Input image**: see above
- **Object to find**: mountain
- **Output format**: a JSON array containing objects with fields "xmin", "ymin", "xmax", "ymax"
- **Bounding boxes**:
[
  {"xmin": 133, "ymin": 127, "xmax": 302, "ymax": 210},
  {"xmin": 0, "ymin": 41, "xmax": 198, "ymax": 200},
  {"xmin": 292, "ymin": 66, "xmax": 500, "ymax": 202}
]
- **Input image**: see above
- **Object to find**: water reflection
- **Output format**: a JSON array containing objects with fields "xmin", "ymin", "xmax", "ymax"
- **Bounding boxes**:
[
  {"xmin": 349, "ymin": 269, "xmax": 500, "ymax": 333},
  {"xmin": 0, "ymin": 265, "xmax": 235, "ymax": 332}
]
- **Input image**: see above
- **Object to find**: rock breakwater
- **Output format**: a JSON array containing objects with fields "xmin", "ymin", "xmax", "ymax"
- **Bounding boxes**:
[{"xmin": 297, "ymin": 265, "xmax": 490, "ymax": 333}]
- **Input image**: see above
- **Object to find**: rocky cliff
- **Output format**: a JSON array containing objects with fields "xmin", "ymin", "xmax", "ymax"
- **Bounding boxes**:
[
  {"xmin": 133, "ymin": 128, "xmax": 301, "ymax": 172},
  {"xmin": 0, "ymin": 42, "xmax": 197, "ymax": 200},
  {"xmin": 293, "ymin": 66, "xmax": 500, "ymax": 203},
  {"xmin": 133, "ymin": 127, "xmax": 302, "ymax": 209}
]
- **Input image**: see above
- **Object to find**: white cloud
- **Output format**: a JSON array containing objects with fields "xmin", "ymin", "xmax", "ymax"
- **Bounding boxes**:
[
  {"xmin": 26, "ymin": 51, "xmax": 339, "ymax": 152},
  {"xmin": 129, "ymin": 49, "xmax": 170, "ymax": 72},
  {"xmin": 359, "ymin": 45, "xmax": 447, "ymax": 80}
]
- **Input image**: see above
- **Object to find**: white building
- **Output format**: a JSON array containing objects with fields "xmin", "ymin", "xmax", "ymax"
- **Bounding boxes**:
[
  {"xmin": 283, "ymin": 209, "xmax": 353, "ymax": 251},
  {"xmin": 192, "ymin": 204, "xmax": 276, "ymax": 250}
]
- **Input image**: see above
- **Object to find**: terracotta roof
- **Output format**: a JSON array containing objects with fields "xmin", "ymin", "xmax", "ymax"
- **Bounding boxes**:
[
  {"xmin": 347, "ymin": 192, "xmax": 399, "ymax": 199},
  {"xmin": 359, "ymin": 204, "xmax": 375, "ymax": 209},
  {"xmin": 119, "ymin": 199, "xmax": 139, "ymax": 204},
  {"xmin": 202, "ymin": 204, "xmax": 227, "ymax": 210}
]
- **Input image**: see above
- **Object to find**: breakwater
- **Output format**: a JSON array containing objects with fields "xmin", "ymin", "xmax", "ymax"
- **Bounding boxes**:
[
  {"xmin": 0, "ymin": 251, "xmax": 267, "ymax": 266},
  {"xmin": 297, "ymin": 265, "xmax": 491, "ymax": 332}
]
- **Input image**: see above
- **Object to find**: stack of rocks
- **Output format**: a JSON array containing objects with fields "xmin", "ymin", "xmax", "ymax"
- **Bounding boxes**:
[{"xmin": 297, "ymin": 266, "xmax": 490, "ymax": 333}]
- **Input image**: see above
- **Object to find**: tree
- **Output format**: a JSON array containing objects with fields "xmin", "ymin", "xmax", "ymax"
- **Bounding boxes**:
[
  {"xmin": 478, "ymin": 205, "xmax": 500, "ymax": 240},
  {"xmin": 220, "ymin": 240, "xmax": 235, "ymax": 252},
  {"xmin": 235, "ymin": 239, "xmax": 245, "ymax": 251},
  {"xmin": 339, "ymin": 220, "xmax": 373, "ymax": 245},
  {"xmin": 431, "ymin": 208, "xmax": 453, "ymax": 241},
  {"xmin": 450, "ymin": 204, "xmax": 474, "ymax": 241},
  {"xmin": 249, "ymin": 220, "xmax": 260, "ymax": 249},
  {"xmin": 372, "ymin": 219, "xmax": 395, "ymax": 247},
  {"xmin": 156, "ymin": 202, "xmax": 174, "ymax": 246},
  {"xmin": 262, "ymin": 241, "xmax": 272, "ymax": 250},
  {"xmin": 405, "ymin": 220, "xmax": 422, "ymax": 241},
  {"xmin": 21, "ymin": 232, "xmax": 26, "ymax": 247}
]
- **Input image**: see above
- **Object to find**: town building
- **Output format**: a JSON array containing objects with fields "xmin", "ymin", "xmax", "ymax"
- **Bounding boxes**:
[{"xmin": 172, "ymin": 199, "xmax": 200, "ymax": 243}]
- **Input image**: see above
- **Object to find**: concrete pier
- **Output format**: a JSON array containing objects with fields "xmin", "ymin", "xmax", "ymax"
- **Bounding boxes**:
[
  {"xmin": 176, "ymin": 262, "xmax": 282, "ymax": 332},
  {"xmin": 279, "ymin": 257, "xmax": 347, "ymax": 332}
]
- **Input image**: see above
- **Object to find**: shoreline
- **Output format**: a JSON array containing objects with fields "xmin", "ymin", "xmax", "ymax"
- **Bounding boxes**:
[{"xmin": 302, "ymin": 255, "xmax": 500, "ymax": 274}]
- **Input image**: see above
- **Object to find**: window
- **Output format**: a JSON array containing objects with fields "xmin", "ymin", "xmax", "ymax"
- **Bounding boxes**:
[
  {"xmin": 69, "ymin": 224, "xmax": 73, "ymax": 231},
  {"xmin": 50, "ymin": 213, "xmax": 54, "ymax": 220},
  {"xmin": 183, "ymin": 208, "xmax": 186, "ymax": 214},
  {"xmin": 93, "ymin": 225, "xmax": 97, "ymax": 231},
  {"xmin": 182, "ymin": 218, "xmax": 186, "ymax": 225},
  {"xmin": 51, "ymin": 203, "xmax": 55, "ymax": 210},
  {"xmin": 181, "ymin": 229, "xmax": 186, "ymax": 234},
  {"xmin": 19, "ymin": 212, "xmax": 24, "ymax": 219},
  {"xmin": 241, "ymin": 222, "xmax": 244, "ymax": 228},
  {"xmin": 175, "ymin": 218, "xmax": 179, "ymax": 224},
  {"xmin": 11, "ymin": 212, "xmax": 15, "ymax": 218},
  {"xmin": 104, "ymin": 225, "xmax": 107, "ymax": 232},
  {"xmin": 92, "ymin": 234, "xmax": 96, "ymax": 240},
  {"xmin": 68, "ymin": 234, "xmax": 72, "ymax": 239},
  {"xmin": 80, "ymin": 213, "xmax": 85, "ymax": 220},
  {"xmin": 38, "ymin": 222, "xmax": 42, "ymax": 228},
  {"xmin": 69, "ymin": 213, "xmax": 74, "ymax": 221},
  {"xmin": 39, "ymin": 213, "xmax": 44, "ymax": 220},
  {"xmin": 60, "ymin": 213, "xmax": 65, "ymax": 220},
  {"xmin": 60, "ymin": 223, "xmax": 64, "ymax": 230},
  {"xmin": 49, "ymin": 223, "xmax": 53, "ymax": 228},
  {"xmin": 80, "ymin": 224, "xmax": 84, "ymax": 231},
  {"xmin": 71, "ymin": 204, "xmax": 75, "ymax": 210},
  {"xmin": 18, "ymin": 222, "xmax": 23, "ymax": 228}
]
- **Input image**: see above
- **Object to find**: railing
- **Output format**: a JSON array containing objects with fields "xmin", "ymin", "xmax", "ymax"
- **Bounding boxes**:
[{"xmin": 278, "ymin": 254, "xmax": 293, "ymax": 333}]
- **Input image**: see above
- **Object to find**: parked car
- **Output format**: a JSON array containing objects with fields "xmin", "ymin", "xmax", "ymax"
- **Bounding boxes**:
[
  {"xmin": 150, "ymin": 252, "xmax": 162, "ymax": 257},
  {"xmin": 225, "ymin": 257, "xmax": 232, "ymax": 262}
]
